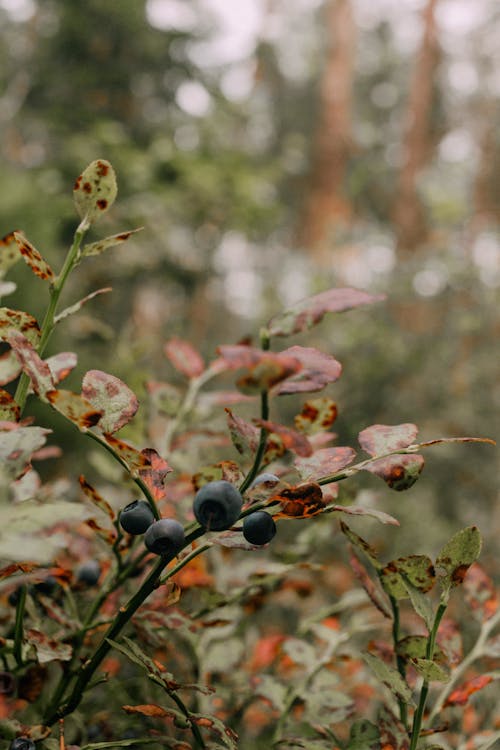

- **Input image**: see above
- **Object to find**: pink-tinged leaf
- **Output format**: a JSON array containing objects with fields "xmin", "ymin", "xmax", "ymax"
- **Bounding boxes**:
[
  {"xmin": 0, "ymin": 423, "xmax": 50, "ymax": 480},
  {"xmin": 46, "ymin": 389, "xmax": 102, "ymax": 430},
  {"xmin": 0, "ymin": 307, "xmax": 40, "ymax": 343},
  {"xmin": 82, "ymin": 369, "xmax": 139, "ymax": 433},
  {"xmin": 164, "ymin": 336, "xmax": 205, "ymax": 378},
  {"xmin": 274, "ymin": 346, "xmax": 342, "ymax": 395},
  {"xmin": 363, "ymin": 454, "xmax": 425, "ymax": 491},
  {"xmin": 0, "ymin": 230, "xmax": 22, "ymax": 275},
  {"xmin": 0, "ymin": 388, "xmax": 20, "ymax": 421},
  {"xmin": 5, "ymin": 330, "xmax": 54, "ymax": 397},
  {"xmin": 225, "ymin": 408, "xmax": 259, "ymax": 460},
  {"xmin": 192, "ymin": 460, "xmax": 243, "ymax": 490},
  {"xmin": 329, "ymin": 505, "xmax": 400, "ymax": 526},
  {"xmin": 31, "ymin": 445, "xmax": 61, "ymax": 461},
  {"xmin": 0, "ymin": 350, "xmax": 22, "ymax": 386},
  {"xmin": 294, "ymin": 446, "xmax": 356, "ymax": 480},
  {"xmin": 201, "ymin": 390, "xmax": 255, "ymax": 407},
  {"xmin": 463, "ymin": 563, "xmax": 498, "ymax": 622},
  {"xmin": 265, "ymin": 287, "xmax": 386, "ymax": 337},
  {"xmin": 79, "ymin": 475, "xmax": 115, "ymax": 521},
  {"xmin": 215, "ymin": 344, "xmax": 302, "ymax": 393},
  {"xmin": 54, "ymin": 287, "xmax": 112, "ymax": 324},
  {"xmin": 359, "ymin": 423, "xmax": 419, "ymax": 457},
  {"xmin": 256, "ymin": 419, "xmax": 313, "ymax": 457},
  {"xmin": 102, "ymin": 433, "xmax": 151, "ymax": 473},
  {"xmin": 13, "ymin": 232, "xmax": 54, "ymax": 282},
  {"xmin": 25, "ymin": 628, "xmax": 72, "ymax": 663},
  {"xmin": 294, "ymin": 397, "xmax": 338, "ymax": 434},
  {"xmin": 81, "ymin": 227, "xmax": 143, "ymax": 257},
  {"xmin": 73, "ymin": 159, "xmax": 117, "ymax": 226},
  {"xmin": 138, "ymin": 448, "xmax": 173, "ymax": 501},
  {"xmin": 444, "ymin": 674, "xmax": 495, "ymax": 707},
  {"xmin": 350, "ymin": 554, "xmax": 392, "ymax": 618},
  {"xmin": 44, "ymin": 352, "xmax": 77, "ymax": 384},
  {"xmin": 0, "ymin": 561, "xmax": 39, "ymax": 582},
  {"xmin": 272, "ymin": 482, "xmax": 325, "ymax": 518}
]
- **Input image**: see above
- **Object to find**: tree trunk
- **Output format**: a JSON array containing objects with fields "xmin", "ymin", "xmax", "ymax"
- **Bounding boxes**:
[
  {"xmin": 393, "ymin": 0, "xmax": 440, "ymax": 254},
  {"xmin": 295, "ymin": 0, "xmax": 356, "ymax": 263}
]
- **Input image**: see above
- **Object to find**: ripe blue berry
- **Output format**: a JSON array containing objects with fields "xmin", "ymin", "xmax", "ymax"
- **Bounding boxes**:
[
  {"xmin": 120, "ymin": 500, "xmax": 155, "ymax": 535},
  {"xmin": 76, "ymin": 560, "xmax": 101, "ymax": 586},
  {"xmin": 193, "ymin": 480, "xmax": 243, "ymax": 531},
  {"xmin": 9, "ymin": 739, "xmax": 36, "ymax": 750},
  {"xmin": 242, "ymin": 511, "xmax": 276, "ymax": 546},
  {"xmin": 144, "ymin": 519, "xmax": 185, "ymax": 555}
]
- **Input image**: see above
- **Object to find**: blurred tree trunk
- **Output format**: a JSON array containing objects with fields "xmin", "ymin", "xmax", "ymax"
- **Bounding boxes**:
[
  {"xmin": 296, "ymin": 0, "xmax": 356, "ymax": 262},
  {"xmin": 393, "ymin": 0, "xmax": 440, "ymax": 254},
  {"xmin": 473, "ymin": 99, "xmax": 500, "ymax": 226}
]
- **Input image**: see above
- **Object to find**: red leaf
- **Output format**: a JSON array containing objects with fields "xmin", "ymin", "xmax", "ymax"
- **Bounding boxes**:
[
  {"xmin": 364, "ymin": 454, "xmax": 425, "ymax": 491},
  {"xmin": 294, "ymin": 446, "xmax": 356, "ymax": 480},
  {"xmin": 358, "ymin": 423, "xmax": 419, "ymax": 456},
  {"xmin": 266, "ymin": 287, "xmax": 386, "ymax": 337},
  {"xmin": 82, "ymin": 369, "xmax": 139, "ymax": 433},
  {"xmin": 164, "ymin": 337, "xmax": 205, "ymax": 378},
  {"xmin": 444, "ymin": 674, "xmax": 494, "ymax": 707},
  {"xmin": 5, "ymin": 330, "xmax": 54, "ymax": 397},
  {"xmin": 272, "ymin": 482, "xmax": 325, "ymax": 518},
  {"xmin": 138, "ymin": 448, "xmax": 173, "ymax": 501},
  {"xmin": 274, "ymin": 346, "xmax": 342, "ymax": 395},
  {"xmin": 215, "ymin": 345, "xmax": 302, "ymax": 393},
  {"xmin": 256, "ymin": 419, "xmax": 313, "ymax": 457}
]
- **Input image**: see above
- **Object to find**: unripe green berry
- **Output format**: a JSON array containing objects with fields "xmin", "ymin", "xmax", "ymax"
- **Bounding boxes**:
[
  {"xmin": 120, "ymin": 500, "xmax": 155, "ymax": 535},
  {"xmin": 193, "ymin": 480, "xmax": 243, "ymax": 531},
  {"xmin": 144, "ymin": 518, "xmax": 185, "ymax": 555},
  {"xmin": 242, "ymin": 511, "xmax": 276, "ymax": 546}
]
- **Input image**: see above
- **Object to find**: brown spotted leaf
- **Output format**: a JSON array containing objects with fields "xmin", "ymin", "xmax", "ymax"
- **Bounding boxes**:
[
  {"xmin": 225, "ymin": 408, "xmax": 259, "ymax": 461},
  {"xmin": 275, "ymin": 346, "xmax": 342, "ymax": 395},
  {"xmin": 0, "ymin": 388, "xmax": 20, "ymax": 421},
  {"xmin": 79, "ymin": 475, "xmax": 115, "ymax": 521},
  {"xmin": 0, "ymin": 307, "xmax": 41, "ymax": 344},
  {"xmin": 192, "ymin": 460, "xmax": 243, "ymax": 490},
  {"xmin": 294, "ymin": 446, "xmax": 356, "ymax": 481},
  {"xmin": 54, "ymin": 287, "xmax": 112, "ymax": 324},
  {"xmin": 82, "ymin": 369, "xmax": 139, "ymax": 433},
  {"xmin": 85, "ymin": 517, "xmax": 117, "ymax": 546},
  {"xmin": 5, "ymin": 330, "xmax": 54, "ymax": 398},
  {"xmin": 102, "ymin": 434, "xmax": 151, "ymax": 473},
  {"xmin": 359, "ymin": 423, "xmax": 419, "ymax": 456},
  {"xmin": 363, "ymin": 652, "xmax": 414, "ymax": 705},
  {"xmin": 81, "ymin": 227, "xmax": 143, "ymax": 257},
  {"xmin": 463, "ymin": 563, "xmax": 498, "ymax": 622},
  {"xmin": 25, "ymin": 628, "xmax": 72, "ymax": 663},
  {"xmin": 381, "ymin": 555, "xmax": 436, "ymax": 599},
  {"xmin": 73, "ymin": 159, "xmax": 117, "ymax": 226},
  {"xmin": 122, "ymin": 703, "xmax": 172, "ymax": 718},
  {"xmin": 44, "ymin": 351, "xmax": 77, "ymax": 384},
  {"xmin": 0, "ymin": 561, "xmax": 39, "ymax": 582},
  {"xmin": 255, "ymin": 419, "xmax": 313, "ymax": 457},
  {"xmin": 437, "ymin": 526, "xmax": 482, "ymax": 591},
  {"xmin": 138, "ymin": 448, "xmax": 173, "ymax": 502},
  {"xmin": 0, "ymin": 230, "xmax": 22, "ymax": 276},
  {"xmin": 164, "ymin": 336, "xmax": 205, "ymax": 378},
  {"xmin": 340, "ymin": 521, "xmax": 381, "ymax": 569},
  {"xmin": 46, "ymin": 389, "xmax": 102, "ymax": 431},
  {"xmin": 216, "ymin": 344, "xmax": 302, "ymax": 393},
  {"xmin": 363, "ymin": 453, "xmax": 425, "ymax": 491},
  {"xmin": 265, "ymin": 287, "xmax": 386, "ymax": 337},
  {"xmin": 378, "ymin": 705, "xmax": 411, "ymax": 750},
  {"xmin": 0, "ymin": 424, "xmax": 50, "ymax": 480},
  {"xmin": 444, "ymin": 674, "xmax": 496, "ymax": 706},
  {"xmin": 272, "ymin": 482, "xmax": 325, "ymax": 519},
  {"xmin": 13, "ymin": 232, "xmax": 54, "ymax": 282},
  {"xmin": 294, "ymin": 397, "xmax": 338, "ymax": 434}
]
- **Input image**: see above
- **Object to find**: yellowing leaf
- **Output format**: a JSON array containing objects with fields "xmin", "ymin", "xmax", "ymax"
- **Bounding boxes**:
[{"xmin": 73, "ymin": 159, "xmax": 117, "ymax": 227}]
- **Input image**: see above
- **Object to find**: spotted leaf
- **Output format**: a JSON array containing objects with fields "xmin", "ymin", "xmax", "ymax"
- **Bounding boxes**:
[
  {"xmin": 294, "ymin": 446, "xmax": 356, "ymax": 481},
  {"xmin": 437, "ymin": 526, "xmax": 482, "ymax": 593},
  {"xmin": 294, "ymin": 397, "xmax": 338, "ymax": 434},
  {"xmin": 363, "ymin": 453, "xmax": 425, "ymax": 490},
  {"xmin": 46, "ymin": 389, "xmax": 102, "ymax": 431},
  {"xmin": 13, "ymin": 232, "xmax": 54, "ymax": 282},
  {"xmin": 272, "ymin": 482, "xmax": 325, "ymax": 519},
  {"xmin": 82, "ymin": 369, "xmax": 139, "ymax": 434},
  {"xmin": 81, "ymin": 227, "xmax": 143, "ymax": 257},
  {"xmin": 73, "ymin": 159, "xmax": 117, "ymax": 227},
  {"xmin": 381, "ymin": 555, "xmax": 436, "ymax": 599}
]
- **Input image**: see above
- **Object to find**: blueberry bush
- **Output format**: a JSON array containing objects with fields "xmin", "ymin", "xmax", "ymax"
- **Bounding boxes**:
[{"xmin": 0, "ymin": 162, "xmax": 497, "ymax": 750}]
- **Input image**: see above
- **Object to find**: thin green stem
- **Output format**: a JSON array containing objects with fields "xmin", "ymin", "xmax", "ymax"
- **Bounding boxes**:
[
  {"xmin": 13, "ymin": 585, "xmax": 27, "ymax": 667},
  {"xmin": 15, "ymin": 225, "xmax": 87, "ymax": 414},
  {"xmin": 159, "ymin": 541, "xmax": 212, "ymax": 585},
  {"xmin": 389, "ymin": 594, "xmax": 408, "ymax": 730},
  {"xmin": 167, "ymin": 691, "xmax": 206, "ymax": 749},
  {"xmin": 409, "ymin": 602, "xmax": 447, "ymax": 750}
]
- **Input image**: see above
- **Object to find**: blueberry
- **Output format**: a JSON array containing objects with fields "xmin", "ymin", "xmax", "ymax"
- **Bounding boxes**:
[
  {"xmin": 249, "ymin": 473, "xmax": 280, "ymax": 488},
  {"xmin": 76, "ymin": 560, "xmax": 101, "ymax": 586},
  {"xmin": 119, "ymin": 500, "xmax": 155, "ymax": 535},
  {"xmin": 144, "ymin": 519, "xmax": 185, "ymax": 556},
  {"xmin": 9, "ymin": 739, "xmax": 36, "ymax": 750},
  {"xmin": 34, "ymin": 576, "xmax": 59, "ymax": 596},
  {"xmin": 242, "ymin": 511, "xmax": 276, "ymax": 546},
  {"xmin": 193, "ymin": 480, "xmax": 243, "ymax": 531}
]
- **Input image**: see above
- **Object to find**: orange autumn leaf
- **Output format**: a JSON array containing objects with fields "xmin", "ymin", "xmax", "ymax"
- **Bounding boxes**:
[
  {"xmin": 445, "ymin": 674, "xmax": 494, "ymax": 706},
  {"xmin": 122, "ymin": 703, "xmax": 169, "ymax": 717},
  {"xmin": 247, "ymin": 634, "xmax": 285, "ymax": 671}
]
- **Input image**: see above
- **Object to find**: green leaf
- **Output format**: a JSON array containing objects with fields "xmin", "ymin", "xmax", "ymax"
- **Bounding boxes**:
[
  {"xmin": 397, "ymin": 636, "xmax": 446, "ymax": 665},
  {"xmin": 402, "ymin": 576, "xmax": 435, "ymax": 629},
  {"xmin": 54, "ymin": 287, "xmax": 112, "ymax": 323},
  {"xmin": 410, "ymin": 657, "xmax": 450, "ymax": 682},
  {"xmin": 347, "ymin": 719, "xmax": 380, "ymax": 750},
  {"xmin": 81, "ymin": 227, "xmax": 143, "ymax": 258},
  {"xmin": 437, "ymin": 526, "xmax": 482, "ymax": 592},
  {"xmin": 380, "ymin": 555, "xmax": 435, "ymax": 599},
  {"xmin": 0, "ymin": 230, "xmax": 22, "ymax": 277},
  {"xmin": 0, "ymin": 389, "xmax": 20, "ymax": 421},
  {"xmin": 363, "ymin": 651, "xmax": 414, "ymax": 705},
  {"xmin": 73, "ymin": 159, "xmax": 117, "ymax": 227},
  {"xmin": 340, "ymin": 521, "xmax": 382, "ymax": 569},
  {"xmin": 81, "ymin": 739, "xmax": 192, "ymax": 750}
]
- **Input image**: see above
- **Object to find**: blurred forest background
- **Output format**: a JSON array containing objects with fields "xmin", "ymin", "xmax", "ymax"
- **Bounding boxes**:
[{"xmin": 0, "ymin": 0, "xmax": 498, "ymax": 558}]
